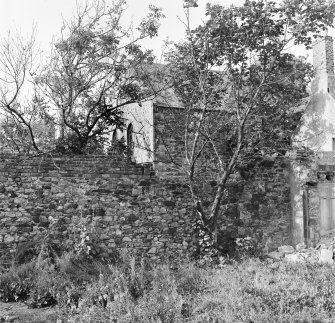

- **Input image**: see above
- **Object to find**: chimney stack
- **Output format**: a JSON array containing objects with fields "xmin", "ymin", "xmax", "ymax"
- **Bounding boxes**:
[{"xmin": 313, "ymin": 36, "xmax": 334, "ymax": 75}]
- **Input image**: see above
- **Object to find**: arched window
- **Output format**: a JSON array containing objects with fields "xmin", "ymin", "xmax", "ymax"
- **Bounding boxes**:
[
  {"xmin": 127, "ymin": 123, "xmax": 134, "ymax": 155},
  {"xmin": 112, "ymin": 129, "xmax": 117, "ymax": 142}
]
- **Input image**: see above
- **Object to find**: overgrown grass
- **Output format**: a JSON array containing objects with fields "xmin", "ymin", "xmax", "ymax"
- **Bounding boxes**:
[
  {"xmin": 66, "ymin": 258, "xmax": 335, "ymax": 322},
  {"xmin": 189, "ymin": 259, "xmax": 335, "ymax": 322},
  {"xmin": 1, "ymin": 249, "xmax": 335, "ymax": 322}
]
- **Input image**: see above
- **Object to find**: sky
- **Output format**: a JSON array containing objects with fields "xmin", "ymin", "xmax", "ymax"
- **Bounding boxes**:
[
  {"xmin": 0, "ymin": 0, "xmax": 333, "ymax": 62},
  {"xmin": 0, "ymin": 0, "xmax": 245, "ymax": 60}
]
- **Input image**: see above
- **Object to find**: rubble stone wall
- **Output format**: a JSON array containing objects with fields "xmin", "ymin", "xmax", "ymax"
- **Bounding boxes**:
[
  {"xmin": 153, "ymin": 105, "xmax": 292, "ymax": 251},
  {"xmin": 0, "ymin": 151, "xmax": 292, "ymax": 264},
  {"xmin": 0, "ymin": 154, "xmax": 194, "ymax": 264},
  {"xmin": 236, "ymin": 158, "xmax": 292, "ymax": 250},
  {"xmin": 313, "ymin": 36, "xmax": 334, "ymax": 75}
]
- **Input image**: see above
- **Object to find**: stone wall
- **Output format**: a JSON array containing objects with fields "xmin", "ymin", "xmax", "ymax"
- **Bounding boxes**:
[
  {"xmin": 153, "ymin": 105, "xmax": 226, "ymax": 179},
  {"xmin": 313, "ymin": 36, "xmax": 334, "ymax": 75},
  {"xmin": 288, "ymin": 149, "xmax": 335, "ymax": 247},
  {"xmin": 152, "ymin": 105, "xmax": 292, "ymax": 251},
  {"xmin": 236, "ymin": 158, "xmax": 292, "ymax": 250},
  {"xmin": 0, "ymin": 150, "xmax": 292, "ymax": 263},
  {"xmin": 0, "ymin": 154, "xmax": 194, "ymax": 264},
  {"xmin": 289, "ymin": 150, "xmax": 319, "ymax": 246},
  {"xmin": 153, "ymin": 105, "xmax": 186, "ymax": 177},
  {"xmin": 306, "ymin": 183, "xmax": 320, "ymax": 246}
]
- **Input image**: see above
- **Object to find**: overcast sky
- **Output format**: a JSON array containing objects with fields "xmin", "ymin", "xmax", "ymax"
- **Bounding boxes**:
[
  {"xmin": 0, "ymin": 0, "xmax": 249, "ymax": 60},
  {"xmin": 0, "ymin": 0, "xmax": 332, "ymax": 63}
]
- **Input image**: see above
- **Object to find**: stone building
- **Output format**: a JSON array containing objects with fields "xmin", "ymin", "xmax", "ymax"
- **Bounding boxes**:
[
  {"xmin": 2, "ymin": 37, "xmax": 334, "ymax": 263},
  {"xmin": 109, "ymin": 71, "xmax": 295, "ymax": 252},
  {"xmin": 0, "ymin": 76, "xmax": 293, "ymax": 263},
  {"xmin": 115, "ymin": 35, "xmax": 335, "ymax": 249}
]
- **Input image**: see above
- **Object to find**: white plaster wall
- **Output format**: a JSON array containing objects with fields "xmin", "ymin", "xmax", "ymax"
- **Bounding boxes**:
[
  {"xmin": 290, "ymin": 37, "xmax": 335, "ymax": 246},
  {"xmin": 294, "ymin": 73, "xmax": 335, "ymax": 151},
  {"xmin": 121, "ymin": 101, "xmax": 154, "ymax": 164}
]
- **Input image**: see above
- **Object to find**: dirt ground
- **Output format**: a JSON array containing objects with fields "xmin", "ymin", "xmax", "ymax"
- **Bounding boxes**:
[{"xmin": 0, "ymin": 301, "xmax": 58, "ymax": 323}]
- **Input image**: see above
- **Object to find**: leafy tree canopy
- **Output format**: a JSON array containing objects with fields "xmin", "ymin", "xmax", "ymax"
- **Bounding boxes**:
[
  {"xmin": 166, "ymin": 0, "xmax": 335, "ymax": 253},
  {"xmin": 37, "ymin": 0, "xmax": 165, "ymax": 154},
  {"xmin": 0, "ymin": 0, "xmax": 166, "ymax": 154}
]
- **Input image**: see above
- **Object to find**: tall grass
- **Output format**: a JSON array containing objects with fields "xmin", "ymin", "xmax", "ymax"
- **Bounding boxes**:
[
  {"xmin": 64, "ymin": 258, "xmax": 335, "ymax": 322},
  {"xmin": 1, "ymin": 248, "xmax": 335, "ymax": 322}
]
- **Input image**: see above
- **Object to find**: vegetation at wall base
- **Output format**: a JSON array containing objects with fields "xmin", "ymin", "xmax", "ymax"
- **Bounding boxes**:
[{"xmin": 2, "ymin": 241, "xmax": 335, "ymax": 322}]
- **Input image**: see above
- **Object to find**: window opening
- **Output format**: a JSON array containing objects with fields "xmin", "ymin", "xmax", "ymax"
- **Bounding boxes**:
[
  {"xmin": 127, "ymin": 123, "xmax": 134, "ymax": 155},
  {"xmin": 112, "ymin": 129, "xmax": 117, "ymax": 142}
]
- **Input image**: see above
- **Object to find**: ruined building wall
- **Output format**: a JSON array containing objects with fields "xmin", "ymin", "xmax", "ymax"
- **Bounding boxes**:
[
  {"xmin": 114, "ymin": 101, "xmax": 155, "ymax": 164},
  {"xmin": 236, "ymin": 158, "xmax": 292, "ymax": 250},
  {"xmin": 0, "ymin": 99, "xmax": 295, "ymax": 263},
  {"xmin": 313, "ymin": 36, "xmax": 334, "ymax": 75},
  {"xmin": 289, "ymin": 150, "xmax": 335, "ymax": 247},
  {"xmin": 124, "ymin": 102, "xmax": 155, "ymax": 163},
  {"xmin": 289, "ymin": 151, "xmax": 318, "ymax": 246},
  {"xmin": 153, "ymin": 105, "xmax": 292, "ymax": 251},
  {"xmin": 153, "ymin": 106, "xmax": 187, "ymax": 177},
  {"xmin": 295, "ymin": 36, "xmax": 335, "ymax": 151},
  {"xmin": 290, "ymin": 36, "xmax": 335, "ymax": 247}
]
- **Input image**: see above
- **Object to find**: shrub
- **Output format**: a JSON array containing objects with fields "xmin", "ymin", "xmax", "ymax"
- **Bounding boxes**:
[
  {"xmin": 14, "ymin": 232, "xmax": 63, "ymax": 265},
  {"xmin": 56, "ymin": 251, "xmax": 109, "ymax": 283},
  {"xmin": 14, "ymin": 240, "xmax": 39, "ymax": 265},
  {"xmin": 0, "ymin": 262, "xmax": 37, "ymax": 302}
]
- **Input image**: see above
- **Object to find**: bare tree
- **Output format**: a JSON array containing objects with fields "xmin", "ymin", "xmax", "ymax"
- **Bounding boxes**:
[{"xmin": 0, "ymin": 30, "xmax": 47, "ymax": 153}]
